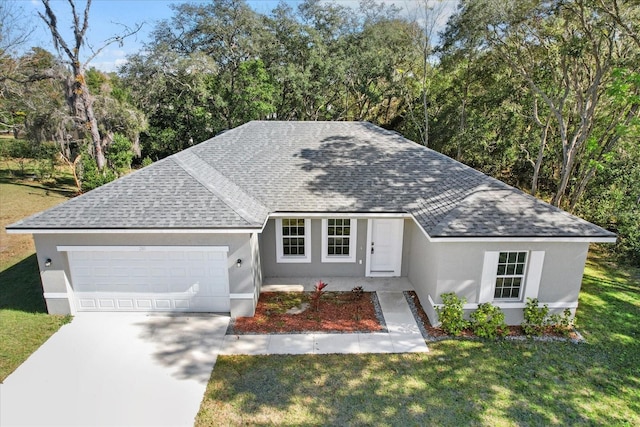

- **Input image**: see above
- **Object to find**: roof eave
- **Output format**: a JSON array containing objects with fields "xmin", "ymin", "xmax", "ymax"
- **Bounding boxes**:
[
  {"xmin": 5, "ymin": 227, "xmax": 263, "ymax": 235},
  {"xmin": 425, "ymin": 235, "xmax": 617, "ymax": 243}
]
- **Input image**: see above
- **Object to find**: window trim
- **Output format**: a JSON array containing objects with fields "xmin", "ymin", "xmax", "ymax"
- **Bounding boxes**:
[
  {"xmin": 493, "ymin": 251, "xmax": 528, "ymax": 301},
  {"xmin": 275, "ymin": 218, "xmax": 311, "ymax": 263},
  {"xmin": 479, "ymin": 250, "xmax": 545, "ymax": 303},
  {"xmin": 321, "ymin": 218, "xmax": 357, "ymax": 263}
]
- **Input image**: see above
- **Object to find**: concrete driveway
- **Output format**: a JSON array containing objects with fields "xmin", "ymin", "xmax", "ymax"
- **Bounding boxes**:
[{"xmin": 0, "ymin": 313, "xmax": 230, "ymax": 427}]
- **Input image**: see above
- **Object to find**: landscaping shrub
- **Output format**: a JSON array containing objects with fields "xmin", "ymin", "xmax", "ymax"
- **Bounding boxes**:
[
  {"xmin": 435, "ymin": 292, "xmax": 468, "ymax": 336},
  {"xmin": 522, "ymin": 298, "xmax": 549, "ymax": 336},
  {"xmin": 310, "ymin": 280, "xmax": 328, "ymax": 311},
  {"xmin": 470, "ymin": 302, "xmax": 507, "ymax": 339},
  {"xmin": 549, "ymin": 308, "xmax": 574, "ymax": 337},
  {"xmin": 522, "ymin": 298, "xmax": 575, "ymax": 337}
]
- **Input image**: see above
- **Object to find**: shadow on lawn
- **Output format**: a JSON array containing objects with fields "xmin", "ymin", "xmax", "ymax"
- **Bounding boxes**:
[
  {"xmin": 199, "ymin": 263, "xmax": 640, "ymax": 425},
  {"xmin": 205, "ymin": 346, "xmax": 601, "ymax": 426},
  {"xmin": 0, "ymin": 174, "xmax": 77, "ymax": 198},
  {"xmin": 0, "ymin": 254, "xmax": 47, "ymax": 313}
]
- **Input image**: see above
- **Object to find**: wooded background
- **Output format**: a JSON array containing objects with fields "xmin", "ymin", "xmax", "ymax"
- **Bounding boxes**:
[{"xmin": 1, "ymin": 0, "xmax": 638, "ymax": 263}]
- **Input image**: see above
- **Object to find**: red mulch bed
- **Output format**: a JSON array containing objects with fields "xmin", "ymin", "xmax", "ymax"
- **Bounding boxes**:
[
  {"xmin": 232, "ymin": 291, "xmax": 384, "ymax": 334},
  {"xmin": 406, "ymin": 291, "xmax": 580, "ymax": 340}
]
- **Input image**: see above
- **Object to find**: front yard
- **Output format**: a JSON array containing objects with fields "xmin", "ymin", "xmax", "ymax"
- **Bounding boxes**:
[
  {"xmin": 1, "ymin": 156, "xmax": 638, "ymax": 424},
  {"xmin": 197, "ymin": 251, "xmax": 640, "ymax": 426},
  {"xmin": 0, "ymin": 162, "xmax": 73, "ymax": 382}
]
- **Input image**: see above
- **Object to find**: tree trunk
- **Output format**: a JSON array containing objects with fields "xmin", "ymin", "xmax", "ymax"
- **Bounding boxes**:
[
  {"xmin": 531, "ymin": 117, "xmax": 550, "ymax": 196},
  {"xmin": 82, "ymin": 84, "xmax": 105, "ymax": 169},
  {"xmin": 552, "ymin": 146, "xmax": 576, "ymax": 207},
  {"xmin": 72, "ymin": 66, "xmax": 105, "ymax": 169}
]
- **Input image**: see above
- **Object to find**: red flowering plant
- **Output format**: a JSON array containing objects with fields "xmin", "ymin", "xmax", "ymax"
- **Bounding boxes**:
[{"xmin": 310, "ymin": 280, "xmax": 328, "ymax": 311}]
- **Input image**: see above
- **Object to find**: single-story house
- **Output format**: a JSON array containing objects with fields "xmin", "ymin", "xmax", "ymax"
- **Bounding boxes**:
[{"xmin": 7, "ymin": 121, "xmax": 616, "ymax": 325}]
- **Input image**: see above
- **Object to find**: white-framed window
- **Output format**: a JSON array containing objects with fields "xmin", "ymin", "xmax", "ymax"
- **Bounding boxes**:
[
  {"xmin": 494, "ymin": 251, "xmax": 527, "ymax": 300},
  {"xmin": 276, "ymin": 218, "xmax": 311, "ymax": 263},
  {"xmin": 479, "ymin": 250, "xmax": 545, "ymax": 303},
  {"xmin": 321, "ymin": 218, "xmax": 357, "ymax": 263}
]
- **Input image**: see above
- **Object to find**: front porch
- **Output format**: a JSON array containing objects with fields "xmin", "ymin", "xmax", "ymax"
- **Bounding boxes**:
[{"xmin": 261, "ymin": 276, "xmax": 415, "ymax": 292}]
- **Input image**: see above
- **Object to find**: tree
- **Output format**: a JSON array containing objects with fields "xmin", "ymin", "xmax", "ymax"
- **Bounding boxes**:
[
  {"xmin": 0, "ymin": 1, "xmax": 34, "ymax": 135},
  {"xmin": 440, "ymin": 0, "xmax": 640, "ymax": 208},
  {"xmin": 483, "ymin": 0, "xmax": 639, "ymax": 207},
  {"xmin": 85, "ymin": 68, "xmax": 147, "ymax": 157},
  {"xmin": 38, "ymin": 0, "xmax": 141, "ymax": 170},
  {"xmin": 121, "ymin": 48, "xmax": 223, "ymax": 159},
  {"xmin": 0, "ymin": 1, "xmax": 32, "ymax": 54},
  {"xmin": 403, "ymin": 0, "xmax": 452, "ymax": 147}
]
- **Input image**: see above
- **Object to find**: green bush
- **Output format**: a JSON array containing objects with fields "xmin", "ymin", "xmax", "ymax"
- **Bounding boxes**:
[
  {"xmin": 522, "ymin": 298, "xmax": 575, "ymax": 337},
  {"xmin": 470, "ymin": 302, "xmax": 507, "ymax": 339},
  {"xmin": 549, "ymin": 309, "xmax": 574, "ymax": 337},
  {"xmin": 0, "ymin": 139, "xmax": 35, "ymax": 176},
  {"xmin": 105, "ymin": 133, "xmax": 134, "ymax": 175},
  {"xmin": 5, "ymin": 139, "xmax": 34, "ymax": 159},
  {"xmin": 34, "ymin": 142, "xmax": 59, "ymax": 180},
  {"xmin": 522, "ymin": 298, "xmax": 549, "ymax": 336},
  {"xmin": 435, "ymin": 293, "xmax": 469, "ymax": 336},
  {"xmin": 80, "ymin": 156, "xmax": 116, "ymax": 192},
  {"xmin": 141, "ymin": 156, "xmax": 153, "ymax": 167}
]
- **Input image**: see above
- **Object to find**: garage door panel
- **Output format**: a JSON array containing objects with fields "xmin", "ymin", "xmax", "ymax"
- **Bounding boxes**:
[
  {"xmin": 78, "ymin": 299, "xmax": 97, "ymax": 309},
  {"xmin": 68, "ymin": 248, "xmax": 230, "ymax": 312},
  {"xmin": 98, "ymin": 299, "xmax": 116, "ymax": 309},
  {"xmin": 155, "ymin": 299, "xmax": 171, "ymax": 309},
  {"xmin": 136, "ymin": 299, "xmax": 153, "ymax": 309},
  {"xmin": 116, "ymin": 299, "xmax": 134, "ymax": 309}
]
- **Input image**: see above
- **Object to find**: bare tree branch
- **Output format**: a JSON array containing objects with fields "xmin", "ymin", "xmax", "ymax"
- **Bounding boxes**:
[{"xmin": 0, "ymin": 1, "xmax": 34, "ymax": 54}]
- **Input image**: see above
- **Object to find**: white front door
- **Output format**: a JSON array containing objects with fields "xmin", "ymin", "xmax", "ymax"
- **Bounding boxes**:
[{"xmin": 366, "ymin": 219, "xmax": 404, "ymax": 277}]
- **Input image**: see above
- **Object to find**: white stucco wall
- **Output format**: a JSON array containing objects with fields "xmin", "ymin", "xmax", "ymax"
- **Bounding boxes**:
[
  {"xmin": 407, "ymin": 220, "xmax": 439, "ymax": 322},
  {"xmin": 406, "ymin": 224, "xmax": 590, "ymax": 325}
]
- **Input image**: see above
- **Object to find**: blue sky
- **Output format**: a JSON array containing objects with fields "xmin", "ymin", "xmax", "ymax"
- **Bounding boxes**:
[{"xmin": 21, "ymin": 0, "xmax": 457, "ymax": 72}]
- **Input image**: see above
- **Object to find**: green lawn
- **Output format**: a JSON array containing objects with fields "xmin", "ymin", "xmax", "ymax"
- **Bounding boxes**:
[
  {"xmin": 197, "ymin": 251, "xmax": 639, "ymax": 426},
  {"xmin": 0, "ymin": 161, "xmax": 73, "ymax": 382}
]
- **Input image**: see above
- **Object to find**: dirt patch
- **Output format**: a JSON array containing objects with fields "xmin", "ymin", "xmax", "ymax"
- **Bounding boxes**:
[{"xmin": 230, "ymin": 291, "xmax": 385, "ymax": 334}]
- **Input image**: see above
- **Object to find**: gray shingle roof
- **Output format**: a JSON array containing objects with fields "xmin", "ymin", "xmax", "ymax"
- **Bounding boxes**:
[{"xmin": 7, "ymin": 121, "xmax": 615, "ymax": 239}]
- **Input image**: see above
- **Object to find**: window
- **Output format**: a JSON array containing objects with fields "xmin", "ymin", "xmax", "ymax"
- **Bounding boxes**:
[
  {"xmin": 322, "ymin": 218, "xmax": 357, "ymax": 263},
  {"xmin": 494, "ymin": 251, "xmax": 527, "ymax": 299},
  {"xmin": 479, "ymin": 251, "xmax": 544, "ymax": 304},
  {"xmin": 276, "ymin": 218, "xmax": 311, "ymax": 263}
]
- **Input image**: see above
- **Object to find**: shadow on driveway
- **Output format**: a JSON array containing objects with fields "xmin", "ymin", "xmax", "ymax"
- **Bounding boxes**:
[{"xmin": 0, "ymin": 313, "xmax": 230, "ymax": 427}]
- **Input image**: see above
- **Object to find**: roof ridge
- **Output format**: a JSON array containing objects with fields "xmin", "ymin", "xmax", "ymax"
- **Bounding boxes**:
[
  {"xmin": 173, "ymin": 150, "xmax": 269, "ymax": 226},
  {"xmin": 427, "ymin": 183, "xmax": 494, "ymax": 236}
]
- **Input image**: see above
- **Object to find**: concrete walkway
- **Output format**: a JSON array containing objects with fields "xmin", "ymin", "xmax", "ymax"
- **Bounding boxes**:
[
  {"xmin": 1, "ymin": 291, "xmax": 426, "ymax": 426},
  {"xmin": 221, "ymin": 291, "xmax": 428, "ymax": 355}
]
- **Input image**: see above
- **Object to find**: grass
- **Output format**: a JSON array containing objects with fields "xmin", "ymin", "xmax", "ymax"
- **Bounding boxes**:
[
  {"xmin": 197, "ymin": 250, "xmax": 640, "ymax": 426},
  {"xmin": 0, "ymin": 159, "xmax": 73, "ymax": 382}
]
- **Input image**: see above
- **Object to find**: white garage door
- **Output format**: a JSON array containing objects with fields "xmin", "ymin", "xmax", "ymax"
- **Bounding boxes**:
[{"xmin": 63, "ymin": 246, "xmax": 230, "ymax": 312}]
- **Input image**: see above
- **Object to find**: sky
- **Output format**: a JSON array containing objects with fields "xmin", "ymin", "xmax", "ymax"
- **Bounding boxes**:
[{"xmin": 19, "ymin": 0, "xmax": 458, "ymax": 72}]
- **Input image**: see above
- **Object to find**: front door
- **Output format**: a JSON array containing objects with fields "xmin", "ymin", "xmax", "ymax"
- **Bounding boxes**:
[{"xmin": 366, "ymin": 218, "xmax": 404, "ymax": 277}]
